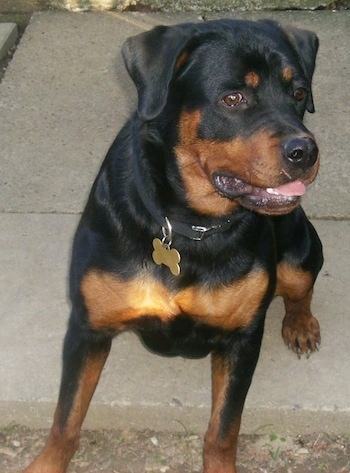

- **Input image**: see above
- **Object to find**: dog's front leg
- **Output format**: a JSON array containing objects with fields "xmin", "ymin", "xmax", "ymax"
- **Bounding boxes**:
[
  {"xmin": 203, "ymin": 327, "xmax": 264, "ymax": 473},
  {"xmin": 23, "ymin": 314, "xmax": 112, "ymax": 473}
]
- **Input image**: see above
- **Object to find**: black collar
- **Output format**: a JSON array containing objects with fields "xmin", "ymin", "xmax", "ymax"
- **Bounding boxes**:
[{"xmin": 133, "ymin": 155, "xmax": 234, "ymax": 241}]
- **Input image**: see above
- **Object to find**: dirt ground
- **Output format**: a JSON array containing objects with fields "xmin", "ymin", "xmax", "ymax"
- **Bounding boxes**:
[{"xmin": 1, "ymin": 424, "xmax": 350, "ymax": 473}]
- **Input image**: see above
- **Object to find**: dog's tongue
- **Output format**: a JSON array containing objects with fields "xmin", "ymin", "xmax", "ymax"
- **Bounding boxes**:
[{"xmin": 268, "ymin": 180, "xmax": 306, "ymax": 197}]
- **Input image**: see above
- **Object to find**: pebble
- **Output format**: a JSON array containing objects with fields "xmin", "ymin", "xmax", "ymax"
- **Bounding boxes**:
[
  {"xmin": 0, "ymin": 447, "xmax": 16, "ymax": 458},
  {"xmin": 296, "ymin": 447, "xmax": 309, "ymax": 455}
]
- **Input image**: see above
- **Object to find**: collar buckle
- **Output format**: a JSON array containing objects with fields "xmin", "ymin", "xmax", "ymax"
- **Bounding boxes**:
[{"xmin": 191, "ymin": 221, "xmax": 232, "ymax": 241}]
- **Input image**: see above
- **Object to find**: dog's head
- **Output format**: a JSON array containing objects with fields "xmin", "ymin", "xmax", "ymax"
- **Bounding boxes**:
[{"xmin": 123, "ymin": 19, "xmax": 319, "ymax": 216}]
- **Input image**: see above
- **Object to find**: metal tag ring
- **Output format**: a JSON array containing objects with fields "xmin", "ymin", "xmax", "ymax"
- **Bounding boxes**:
[{"xmin": 161, "ymin": 217, "xmax": 173, "ymax": 246}]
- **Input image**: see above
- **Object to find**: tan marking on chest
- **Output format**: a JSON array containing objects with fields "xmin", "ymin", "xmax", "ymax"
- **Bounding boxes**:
[
  {"xmin": 81, "ymin": 272, "xmax": 178, "ymax": 330},
  {"xmin": 81, "ymin": 269, "xmax": 269, "ymax": 331},
  {"xmin": 177, "ymin": 270, "xmax": 269, "ymax": 330}
]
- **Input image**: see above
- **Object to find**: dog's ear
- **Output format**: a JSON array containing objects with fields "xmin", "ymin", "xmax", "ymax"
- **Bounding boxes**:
[
  {"xmin": 283, "ymin": 26, "xmax": 319, "ymax": 113},
  {"xmin": 122, "ymin": 25, "xmax": 196, "ymax": 121}
]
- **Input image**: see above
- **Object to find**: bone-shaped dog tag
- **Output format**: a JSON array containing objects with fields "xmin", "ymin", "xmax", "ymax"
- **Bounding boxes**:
[{"xmin": 152, "ymin": 238, "xmax": 181, "ymax": 276}]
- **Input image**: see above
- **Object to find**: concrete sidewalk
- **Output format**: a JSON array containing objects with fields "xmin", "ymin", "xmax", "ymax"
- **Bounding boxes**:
[{"xmin": 0, "ymin": 11, "xmax": 349, "ymax": 436}]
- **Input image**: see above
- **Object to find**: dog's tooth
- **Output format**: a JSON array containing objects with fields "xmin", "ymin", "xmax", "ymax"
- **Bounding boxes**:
[{"xmin": 266, "ymin": 188, "xmax": 280, "ymax": 195}]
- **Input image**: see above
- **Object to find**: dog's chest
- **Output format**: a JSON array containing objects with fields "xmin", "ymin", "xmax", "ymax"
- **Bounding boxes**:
[{"xmin": 81, "ymin": 269, "xmax": 268, "ymax": 332}]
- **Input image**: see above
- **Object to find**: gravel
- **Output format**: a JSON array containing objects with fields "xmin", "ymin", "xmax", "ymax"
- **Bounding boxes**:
[{"xmin": 1, "ymin": 424, "xmax": 350, "ymax": 472}]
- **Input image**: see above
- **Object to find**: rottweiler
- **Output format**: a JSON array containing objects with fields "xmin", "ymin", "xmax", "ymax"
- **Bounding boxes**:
[{"xmin": 24, "ymin": 18, "xmax": 323, "ymax": 473}]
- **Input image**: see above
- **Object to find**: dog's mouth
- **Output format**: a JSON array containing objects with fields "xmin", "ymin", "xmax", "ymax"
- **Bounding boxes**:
[{"xmin": 213, "ymin": 172, "xmax": 306, "ymax": 215}]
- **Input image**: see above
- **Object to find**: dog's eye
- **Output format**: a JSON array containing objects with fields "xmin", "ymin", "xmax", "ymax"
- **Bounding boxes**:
[
  {"xmin": 293, "ymin": 88, "xmax": 308, "ymax": 101},
  {"xmin": 221, "ymin": 92, "xmax": 246, "ymax": 107}
]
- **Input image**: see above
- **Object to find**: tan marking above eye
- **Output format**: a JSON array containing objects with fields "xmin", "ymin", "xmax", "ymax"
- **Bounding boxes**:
[
  {"xmin": 244, "ymin": 71, "xmax": 260, "ymax": 88},
  {"xmin": 81, "ymin": 269, "xmax": 269, "ymax": 332},
  {"xmin": 282, "ymin": 67, "xmax": 294, "ymax": 82}
]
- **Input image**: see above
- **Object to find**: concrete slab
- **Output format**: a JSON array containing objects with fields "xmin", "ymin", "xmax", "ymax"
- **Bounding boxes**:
[
  {"xmin": 0, "ymin": 214, "xmax": 349, "ymax": 434},
  {"xmin": 0, "ymin": 11, "xmax": 349, "ymax": 436},
  {"xmin": 0, "ymin": 22, "xmax": 18, "ymax": 61},
  {"xmin": 0, "ymin": 11, "xmax": 349, "ymax": 217},
  {"xmin": 32, "ymin": 0, "xmax": 336, "ymax": 13}
]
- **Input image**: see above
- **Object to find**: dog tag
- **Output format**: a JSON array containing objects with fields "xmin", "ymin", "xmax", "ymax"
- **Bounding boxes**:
[{"xmin": 152, "ymin": 238, "xmax": 181, "ymax": 276}]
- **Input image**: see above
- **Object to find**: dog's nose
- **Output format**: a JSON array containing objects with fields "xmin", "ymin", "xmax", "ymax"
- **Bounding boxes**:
[{"xmin": 282, "ymin": 137, "xmax": 318, "ymax": 169}]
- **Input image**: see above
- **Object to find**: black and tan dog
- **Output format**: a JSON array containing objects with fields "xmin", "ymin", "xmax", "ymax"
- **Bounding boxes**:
[{"xmin": 24, "ymin": 18, "xmax": 323, "ymax": 473}]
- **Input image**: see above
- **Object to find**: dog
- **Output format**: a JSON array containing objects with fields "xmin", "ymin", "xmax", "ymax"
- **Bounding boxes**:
[{"xmin": 24, "ymin": 18, "xmax": 323, "ymax": 473}]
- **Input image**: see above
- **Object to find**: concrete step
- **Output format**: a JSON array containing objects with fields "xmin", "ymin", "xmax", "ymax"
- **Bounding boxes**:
[{"xmin": 0, "ymin": 22, "xmax": 17, "ymax": 61}]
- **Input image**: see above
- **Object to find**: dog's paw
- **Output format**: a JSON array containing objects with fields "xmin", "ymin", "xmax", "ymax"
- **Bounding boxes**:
[{"xmin": 282, "ymin": 314, "xmax": 321, "ymax": 358}]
